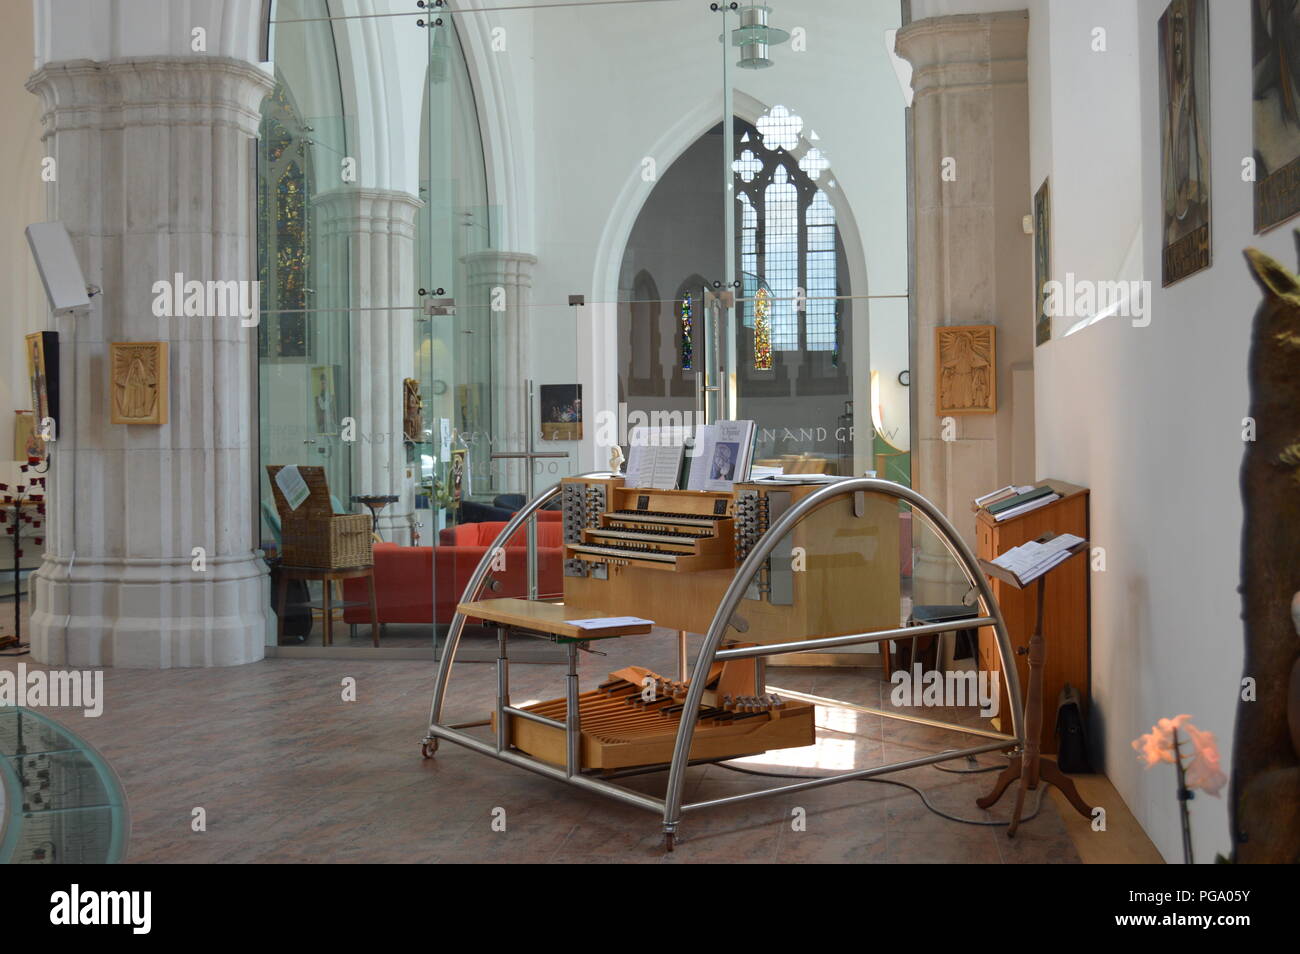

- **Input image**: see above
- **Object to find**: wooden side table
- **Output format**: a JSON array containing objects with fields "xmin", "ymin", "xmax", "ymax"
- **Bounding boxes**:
[{"xmin": 276, "ymin": 564, "xmax": 379, "ymax": 647}]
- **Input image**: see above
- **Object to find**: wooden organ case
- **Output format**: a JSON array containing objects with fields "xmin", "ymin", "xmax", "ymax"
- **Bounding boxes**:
[
  {"xmin": 559, "ymin": 476, "xmax": 900, "ymax": 645},
  {"xmin": 495, "ymin": 477, "xmax": 901, "ymax": 773}
]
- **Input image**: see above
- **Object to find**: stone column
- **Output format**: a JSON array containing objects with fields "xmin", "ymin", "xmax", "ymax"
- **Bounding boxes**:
[
  {"xmin": 313, "ymin": 187, "xmax": 423, "ymax": 544},
  {"xmin": 895, "ymin": 12, "xmax": 1034, "ymax": 604},
  {"xmin": 462, "ymin": 249, "xmax": 537, "ymax": 496},
  {"xmin": 25, "ymin": 57, "xmax": 273, "ymax": 667}
]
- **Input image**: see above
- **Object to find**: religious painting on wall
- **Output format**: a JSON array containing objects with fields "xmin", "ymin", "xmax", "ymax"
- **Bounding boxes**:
[
  {"xmin": 1033, "ymin": 180, "xmax": 1051, "ymax": 347},
  {"xmin": 25, "ymin": 332, "xmax": 59, "ymax": 432},
  {"xmin": 450, "ymin": 448, "xmax": 467, "ymax": 503},
  {"xmin": 12, "ymin": 411, "xmax": 42, "ymax": 462},
  {"xmin": 1253, "ymin": 0, "xmax": 1300, "ymax": 232},
  {"xmin": 539, "ymin": 384, "xmax": 582, "ymax": 441},
  {"xmin": 110, "ymin": 342, "xmax": 168, "ymax": 426},
  {"xmin": 311, "ymin": 366, "xmax": 337, "ymax": 435},
  {"xmin": 1159, "ymin": 0, "xmax": 1211, "ymax": 284},
  {"xmin": 402, "ymin": 377, "xmax": 423, "ymax": 444},
  {"xmin": 935, "ymin": 325, "xmax": 996, "ymax": 415}
]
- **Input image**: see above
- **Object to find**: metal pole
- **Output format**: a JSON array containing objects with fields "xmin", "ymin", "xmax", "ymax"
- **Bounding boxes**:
[
  {"xmin": 660, "ymin": 477, "xmax": 1024, "ymax": 841},
  {"xmin": 427, "ymin": 476, "xmax": 599, "ymax": 733},
  {"xmin": 525, "ymin": 379, "xmax": 538, "ymax": 601},
  {"xmin": 565, "ymin": 642, "xmax": 581, "ymax": 776},
  {"xmin": 721, "ymin": 5, "xmax": 738, "ymax": 422},
  {"xmin": 495, "ymin": 627, "xmax": 510, "ymax": 753}
]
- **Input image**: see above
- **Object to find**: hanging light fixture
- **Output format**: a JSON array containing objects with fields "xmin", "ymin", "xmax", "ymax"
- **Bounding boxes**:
[{"xmin": 728, "ymin": 4, "xmax": 789, "ymax": 70}]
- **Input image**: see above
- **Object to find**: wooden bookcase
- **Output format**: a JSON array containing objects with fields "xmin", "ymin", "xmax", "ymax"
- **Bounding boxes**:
[{"xmin": 976, "ymin": 480, "xmax": 1089, "ymax": 755}]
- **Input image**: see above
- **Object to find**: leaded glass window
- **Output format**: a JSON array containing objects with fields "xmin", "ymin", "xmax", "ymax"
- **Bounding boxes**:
[
  {"xmin": 257, "ymin": 75, "xmax": 313, "ymax": 360},
  {"xmin": 732, "ymin": 110, "xmax": 840, "ymax": 360}
]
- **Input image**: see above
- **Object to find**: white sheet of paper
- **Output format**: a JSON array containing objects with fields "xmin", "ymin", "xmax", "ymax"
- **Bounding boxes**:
[
  {"xmin": 440, "ymin": 419, "xmax": 451, "ymax": 462},
  {"xmin": 275, "ymin": 464, "xmax": 310, "ymax": 511},
  {"xmin": 568, "ymin": 616, "xmax": 654, "ymax": 630}
]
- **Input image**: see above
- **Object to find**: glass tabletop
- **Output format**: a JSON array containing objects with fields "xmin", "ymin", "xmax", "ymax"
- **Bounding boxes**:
[{"xmin": 0, "ymin": 707, "xmax": 129, "ymax": 864}]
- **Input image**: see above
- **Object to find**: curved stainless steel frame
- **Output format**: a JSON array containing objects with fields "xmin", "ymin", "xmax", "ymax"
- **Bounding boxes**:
[
  {"xmin": 423, "ymin": 475, "xmax": 1026, "ymax": 847},
  {"xmin": 427, "ymin": 478, "xmax": 571, "ymax": 730},
  {"xmin": 660, "ymin": 477, "xmax": 1024, "ymax": 838}
]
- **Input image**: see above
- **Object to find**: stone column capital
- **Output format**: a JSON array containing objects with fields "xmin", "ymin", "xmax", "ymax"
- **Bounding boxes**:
[
  {"xmin": 461, "ymin": 248, "xmax": 538, "ymax": 289},
  {"xmin": 312, "ymin": 187, "xmax": 424, "ymax": 237},
  {"xmin": 895, "ymin": 11, "xmax": 1029, "ymax": 97},
  {"xmin": 26, "ymin": 56, "xmax": 273, "ymax": 139}
]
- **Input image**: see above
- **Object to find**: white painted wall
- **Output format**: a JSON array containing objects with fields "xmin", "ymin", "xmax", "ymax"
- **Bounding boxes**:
[{"xmin": 1031, "ymin": 0, "xmax": 1259, "ymax": 863}]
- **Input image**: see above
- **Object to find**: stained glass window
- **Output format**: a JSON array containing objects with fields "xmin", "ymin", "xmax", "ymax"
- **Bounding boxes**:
[
  {"xmin": 731, "ymin": 109, "xmax": 840, "ymax": 359},
  {"xmin": 754, "ymin": 287, "xmax": 772, "ymax": 370},
  {"xmin": 257, "ymin": 75, "xmax": 312, "ymax": 360},
  {"xmin": 680, "ymin": 293, "xmax": 694, "ymax": 370}
]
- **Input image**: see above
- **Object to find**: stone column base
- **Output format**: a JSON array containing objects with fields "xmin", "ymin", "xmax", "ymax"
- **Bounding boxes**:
[{"xmin": 29, "ymin": 554, "xmax": 268, "ymax": 668}]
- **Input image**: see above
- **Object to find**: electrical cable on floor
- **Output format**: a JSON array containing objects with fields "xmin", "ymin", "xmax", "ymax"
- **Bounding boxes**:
[{"xmin": 715, "ymin": 751, "xmax": 1046, "ymax": 827}]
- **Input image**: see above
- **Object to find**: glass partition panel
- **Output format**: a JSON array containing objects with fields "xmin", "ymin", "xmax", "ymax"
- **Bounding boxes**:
[
  {"xmin": 256, "ymin": 0, "xmax": 913, "ymax": 656},
  {"xmin": 722, "ymin": 0, "xmax": 911, "ymax": 484}
]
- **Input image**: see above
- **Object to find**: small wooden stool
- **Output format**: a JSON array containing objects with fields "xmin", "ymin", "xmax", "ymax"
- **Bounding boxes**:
[{"xmin": 276, "ymin": 564, "xmax": 379, "ymax": 647}]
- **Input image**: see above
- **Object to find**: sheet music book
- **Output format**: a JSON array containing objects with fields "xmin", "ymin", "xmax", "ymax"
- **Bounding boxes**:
[
  {"xmin": 993, "ymin": 492, "xmax": 1060, "ymax": 522},
  {"xmin": 568, "ymin": 616, "xmax": 654, "ymax": 631},
  {"xmin": 624, "ymin": 426, "xmax": 686, "ymax": 490},
  {"xmin": 686, "ymin": 420, "xmax": 756, "ymax": 491},
  {"xmin": 991, "ymin": 533, "xmax": 1085, "ymax": 584}
]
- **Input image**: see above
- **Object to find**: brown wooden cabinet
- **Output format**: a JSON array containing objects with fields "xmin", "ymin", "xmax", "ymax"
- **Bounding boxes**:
[{"xmin": 976, "ymin": 480, "xmax": 1089, "ymax": 755}]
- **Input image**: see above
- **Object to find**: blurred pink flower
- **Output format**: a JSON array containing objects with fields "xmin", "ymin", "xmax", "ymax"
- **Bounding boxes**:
[
  {"xmin": 1182, "ymin": 722, "xmax": 1226, "ymax": 797},
  {"xmin": 1132, "ymin": 715, "xmax": 1224, "ymax": 797},
  {"xmin": 1132, "ymin": 714, "xmax": 1191, "ymax": 766}
]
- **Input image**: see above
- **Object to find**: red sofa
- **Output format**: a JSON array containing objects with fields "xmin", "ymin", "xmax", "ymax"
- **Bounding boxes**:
[{"xmin": 343, "ymin": 517, "xmax": 565, "ymax": 626}]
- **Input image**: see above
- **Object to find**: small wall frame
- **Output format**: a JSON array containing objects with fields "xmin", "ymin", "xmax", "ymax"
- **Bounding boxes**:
[
  {"xmin": 935, "ymin": 324, "xmax": 996, "ymax": 415},
  {"xmin": 110, "ymin": 341, "xmax": 169, "ymax": 425}
]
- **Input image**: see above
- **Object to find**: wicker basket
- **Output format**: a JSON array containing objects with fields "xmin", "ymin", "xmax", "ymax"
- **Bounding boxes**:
[{"xmin": 267, "ymin": 465, "xmax": 373, "ymax": 569}]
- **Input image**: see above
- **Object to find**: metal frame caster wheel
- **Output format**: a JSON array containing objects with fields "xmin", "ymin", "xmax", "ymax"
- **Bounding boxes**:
[
  {"xmin": 421, "ymin": 739, "xmax": 438, "ymax": 759},
  {"xmin": 663, "ymin": 832, "xmax": 675, "ymax": 852}
]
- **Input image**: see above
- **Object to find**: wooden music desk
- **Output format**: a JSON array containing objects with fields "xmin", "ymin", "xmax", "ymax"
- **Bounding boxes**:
[
  {"xmin": 456, "ymin": 598, "xmax": 653, "ymax": 642},
  {"xmin": 976, "ymin": 535, "xmax": 1093, "ymax": 835}
]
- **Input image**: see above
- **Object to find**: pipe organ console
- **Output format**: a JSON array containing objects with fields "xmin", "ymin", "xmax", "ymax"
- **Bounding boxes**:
[
  {"xmin": 561, "ymin": 476, "xmax": 901, "ymax": 647},
  {"xmin": 430, "ymin": 473, "xmax": 1023, "ymax": 848}
]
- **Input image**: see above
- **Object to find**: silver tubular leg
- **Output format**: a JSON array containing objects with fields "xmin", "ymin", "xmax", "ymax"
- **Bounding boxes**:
[
  {"xmin": 425, "ymin": 479, "xmax": 576, "ymax": 735},
  {"xmin": 661, "ymin": 478, "xmax": 1025, "ymax": 842},
  {"xmin": 677, "ymin": 630, "xmax": 689, "ymax": 682},
  {"xmin": 496, "ymin": 628, "xmax": 510, "ymax": 753},
  {"xmin": 565, "ymin": 642, "xmax": 581, "ymax": 777}
]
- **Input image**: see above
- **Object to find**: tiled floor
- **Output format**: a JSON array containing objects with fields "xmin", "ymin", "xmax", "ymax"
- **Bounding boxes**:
[{"xmin": 1, "ymin": 617, "xmax": 1081, "ymax": 863}]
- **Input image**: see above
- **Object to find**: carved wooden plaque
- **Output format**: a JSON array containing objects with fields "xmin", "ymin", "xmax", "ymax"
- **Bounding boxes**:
[
  {"xmin": 935, "ymin": 324, "xmax": 996, "ymax": 415},
  {"xmin": 110, "ymin": 342, "xmax": 168, "ymax": 425}
]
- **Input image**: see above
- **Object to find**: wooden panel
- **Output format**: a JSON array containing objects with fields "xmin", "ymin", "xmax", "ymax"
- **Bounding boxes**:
[
  {"xmin": 563, "ymin": 482, "xmax": 901, "ymax": 645},
  {"xmin": 977, "ymin": 482, "xmax": 1090, "ymax": 755},
  {"xmin": 501, "ymin": 690, "xmax": 817, "ymax": 770},
  {"xmin": 455, "ymin": 597, "xmax": 653, "ymax": 639}
]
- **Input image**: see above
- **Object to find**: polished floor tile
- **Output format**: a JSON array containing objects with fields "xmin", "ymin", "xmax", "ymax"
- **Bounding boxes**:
[{"xmin": 0, "ymin": 621, "xmax": 1080, "ymax": 864}]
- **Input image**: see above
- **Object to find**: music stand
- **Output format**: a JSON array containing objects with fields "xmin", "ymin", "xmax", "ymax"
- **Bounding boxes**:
[{"xmin": 976, "ymin": 532, "xmax": 1094, "ymax": 836}]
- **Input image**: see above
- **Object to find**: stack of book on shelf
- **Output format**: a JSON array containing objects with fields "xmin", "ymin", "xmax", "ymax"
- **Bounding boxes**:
[
  {"xmin": 990, "ymin": 533, "xmax": 1086, "ymax": 585},
  {"xmin": 974, "ymin": 484, "xmax": 1061, "ymax": 522}
]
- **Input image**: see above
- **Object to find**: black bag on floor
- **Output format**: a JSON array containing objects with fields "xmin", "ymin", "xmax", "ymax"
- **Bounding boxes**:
[
  {"xmin": 270, "ymin": 563, "xmax": 312, "ymax": 642},
  {"xmin": 1054, "ymin": 682, "xmax": 1091, "ymax": 773}
]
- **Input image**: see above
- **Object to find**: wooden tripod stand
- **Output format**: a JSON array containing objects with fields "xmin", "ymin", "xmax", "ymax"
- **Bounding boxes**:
[{"xmin": 977, "ymin": 543, "xmax": 1094, "ymax": 836}]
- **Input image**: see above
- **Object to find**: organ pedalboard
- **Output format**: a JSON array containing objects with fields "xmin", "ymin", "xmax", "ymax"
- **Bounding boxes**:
[{"xmin": 497, "ymin": 663, "xmax": 816, "ymax": 771}]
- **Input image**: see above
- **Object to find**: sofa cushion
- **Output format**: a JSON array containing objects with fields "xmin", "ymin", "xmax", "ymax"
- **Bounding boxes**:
[{"xmin": 440, "ymin": 519, "xmax": 563, "ymax": 548}]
